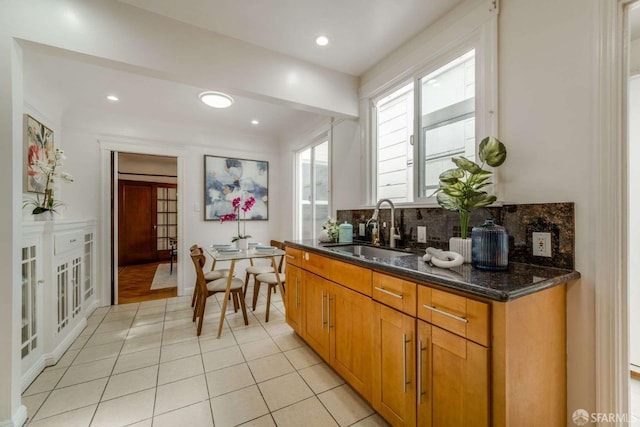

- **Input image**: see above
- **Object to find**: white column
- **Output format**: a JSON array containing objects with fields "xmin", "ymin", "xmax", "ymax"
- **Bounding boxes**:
[{"xmin": 0, "ymin": 34, "xmax": 27, "ymax": 426}]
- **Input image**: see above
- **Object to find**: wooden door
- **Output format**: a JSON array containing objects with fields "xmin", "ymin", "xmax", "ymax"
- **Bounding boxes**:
[
  {"xmin": 118, "ymin": 181, "xmax": 155, "ymax": 265},
  {"xmin": 418, "ymin": 320, "xmax": 490, "ymax": 427},
  {"xmin": 301, "ymin": 271, "xmax": 330, "ymax": 359},
  {"xmin": 330, "ymin": 284, "xmax": 373, "ymax": 401},
  {"xmin": 285, "ymin": 263, "xmax": 303, "ymax": 333},
  {"xmin": 372, "ymin": 303, "xmax": 416, "ymax": 427}
]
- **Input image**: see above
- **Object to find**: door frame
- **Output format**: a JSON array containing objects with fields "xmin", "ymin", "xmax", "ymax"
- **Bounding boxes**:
[
  {"xmin": 99, "ymin": 138, "xmax": 186, "ymax": 305},
  {"xmin": 596, "ymin": 0, "xmax": 633, "ymax": 420}
]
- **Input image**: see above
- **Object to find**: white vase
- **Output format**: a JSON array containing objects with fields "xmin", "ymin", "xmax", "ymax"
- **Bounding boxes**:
[
  {"xmin": 449, "ymin": 237, "xmax": 472, "ymax": 263},
  {"xmin": 236, "ymin": 238, "xmax": 249, "ymax": 250},
  {"xmin": 33, "ymin": 210, "xmax": 54, "ymax": 222}
]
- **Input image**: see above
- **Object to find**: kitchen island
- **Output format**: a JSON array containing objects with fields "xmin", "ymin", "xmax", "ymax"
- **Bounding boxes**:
[{"xmin": 283, "ymin": 240, "xmax": 580, "ymax": 427}]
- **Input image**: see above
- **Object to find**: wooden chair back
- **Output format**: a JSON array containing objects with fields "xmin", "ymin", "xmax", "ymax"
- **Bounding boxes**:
[
  {"xmin": 269, "ymin": 240, "xmax": 286, "ymax": 273},
  {"xmin": 190, "ymin": 249, "xmax": 208, "ymax": 294}
]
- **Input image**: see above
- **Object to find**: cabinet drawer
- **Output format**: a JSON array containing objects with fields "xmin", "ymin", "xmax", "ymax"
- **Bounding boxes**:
[
  {"xmin": 417, "ymin": 286, "xmax": 489, "ymax": 347},
  {"xmin": 54, "ymin": 232, "xmax": 83, "ymax": 255},
  {"xmin": 329, "ymin": 261, "xmax": 372, "ymax": 296},
  {"xmin": 302, "ymin": 251, "xmax": 331, "ymax": 277},
  {"xmin": 372, "ymin": 272, "xmax": 416, "ymax": 316},
  {"xmin": 285, "ymin": 247, "xmax": 302, "ymax": 267}
]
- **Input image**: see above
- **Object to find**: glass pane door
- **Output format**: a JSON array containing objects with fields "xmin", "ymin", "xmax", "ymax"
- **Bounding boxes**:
[
  {"xmin": 156, "ymin": 185, "xmax": 177, "ymax": 252},
  {"xmin": 297, "ymin": 139, "xmax": 330, "ymax": 240}
]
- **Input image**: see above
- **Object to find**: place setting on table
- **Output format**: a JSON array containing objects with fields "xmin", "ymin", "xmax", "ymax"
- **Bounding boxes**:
[{"xmin": 205, "ymin": 241, "xmax": 285, "ymax": 337}]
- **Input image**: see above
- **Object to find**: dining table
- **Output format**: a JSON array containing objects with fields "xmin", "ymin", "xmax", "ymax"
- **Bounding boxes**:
[{"xmin": 205, "ymin": 246, "xmax": 286, "ymax": 337}]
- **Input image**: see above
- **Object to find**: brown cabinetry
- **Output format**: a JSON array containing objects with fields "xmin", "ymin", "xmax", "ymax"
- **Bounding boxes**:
[
  {"xmin": 417, "ymin": 321, "xmax": 490, "ymax": 427},
  {"xmin": 372, "ymin": 302, "xmax": 416, "ymax": 426},
  {"xmin": 285, "ymin": 263, "xmax": 303, "ymax": 333},
  {"xmin": 285, "ymin": 245, "xmax": 567, "ymax": 427}
]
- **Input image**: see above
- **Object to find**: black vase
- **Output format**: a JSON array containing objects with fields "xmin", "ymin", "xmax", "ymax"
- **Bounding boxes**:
[{"xmin": 471, "ymin": 219, "xmax": 508, "ymax": 271}]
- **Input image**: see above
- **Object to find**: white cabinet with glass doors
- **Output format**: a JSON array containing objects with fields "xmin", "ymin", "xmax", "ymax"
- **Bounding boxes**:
[{"xmin": 21, "ymin": 219, "xmax": 97, "ymax": 392}]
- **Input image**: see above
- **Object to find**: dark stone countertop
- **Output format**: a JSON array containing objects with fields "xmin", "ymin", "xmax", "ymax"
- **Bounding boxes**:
[{"xmin": 284, "ymin": 240, "xmax": 581, "ymax": 302}]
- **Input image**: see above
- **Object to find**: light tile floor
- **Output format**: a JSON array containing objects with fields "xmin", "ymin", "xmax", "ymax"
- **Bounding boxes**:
[{"xmin": 22, "ymin": 284, "xmax": 390, "ymax": 427}]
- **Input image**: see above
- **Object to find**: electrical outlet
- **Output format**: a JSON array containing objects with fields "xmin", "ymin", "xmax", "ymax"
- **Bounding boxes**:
[
  {"xmin": 532, "ymin": 232, "xmax": 552, "ymax": 257},
  {"xmin": 417, "ymin": 226, "xmax": 426, "ymax": 243},
  {"xmin": 359, "ymin": 223, "xmax": 366, "ymax": 236}
]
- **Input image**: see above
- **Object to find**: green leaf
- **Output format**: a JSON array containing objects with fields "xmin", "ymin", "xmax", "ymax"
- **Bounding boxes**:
[
  {"xmin": 452, "ymin": 157, "xmax": 482, "ymax": 174},
  {"xmin": 479, "ymin": 136, "xmax": 507, "ymax": 167},
  {"xmin": 438, "ymin": 168, "xmax": 464, "ymax": 184},
  {"xmin": 466, "ymin": 194, "xmax": 497, "ymax": 210},
  {"xmin": 436, "ymin": 192, "xmax": 462, "ymax": 212}
]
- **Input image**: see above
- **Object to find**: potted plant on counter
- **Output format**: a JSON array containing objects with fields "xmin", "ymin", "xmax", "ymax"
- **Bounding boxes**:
[{"xmin": 430, "ymin": 136, "xmax": 507, "ymax": 262}]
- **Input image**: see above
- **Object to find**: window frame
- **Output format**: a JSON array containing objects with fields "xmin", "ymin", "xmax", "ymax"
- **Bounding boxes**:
[
  {"xmin": 294, "ymin": 131, "xmax": 332, "ymax": 240},
  {"xmin": 366, "ymin": 14, "xmax": 498, "ymax": 206}
]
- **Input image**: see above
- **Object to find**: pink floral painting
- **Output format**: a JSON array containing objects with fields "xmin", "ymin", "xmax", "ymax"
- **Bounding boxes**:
[{"xmin": 25, "ymin": 115, "xmax": 54, "ymax": 193}]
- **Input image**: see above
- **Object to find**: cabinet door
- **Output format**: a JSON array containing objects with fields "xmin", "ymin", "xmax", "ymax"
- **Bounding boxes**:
[
  {"xmin": 331, "ymin": 284, "xmax": 373, "ymax": 401},
  {"xmin": 302, "ymin": 271, "xmax": 330, "ymax": 359},
  {"xmin": 372, "ymin": 303, "xmax": 416, "ymax": 427},
  {"xmin": 285, "ymin": 264, "xmax": 303, "ymax": 333},
  {"xmin": 418, "ymin": 320, "xmax": 489, "ymax": 427}
]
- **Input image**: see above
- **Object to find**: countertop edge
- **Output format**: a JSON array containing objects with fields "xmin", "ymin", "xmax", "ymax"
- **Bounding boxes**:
[{"xmin": 284, "ymin": 240, "xmax": 581, "ymax": 302}]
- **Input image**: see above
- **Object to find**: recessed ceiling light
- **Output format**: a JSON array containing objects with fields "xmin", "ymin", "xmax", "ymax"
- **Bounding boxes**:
[
  {"xmin": 315, "ymin": 35, "xmax": 329, "ymax": 47},
  {"xmin": 106, "ymin": 95, "xmax": 119, "ymax": 101},
  {"xmin": 199, "ymin": 91, "xmax": 234, "ymax": 109},
  {"xmin": 251, "ymin": 120, "xmax": 260, "ymax": 125}
]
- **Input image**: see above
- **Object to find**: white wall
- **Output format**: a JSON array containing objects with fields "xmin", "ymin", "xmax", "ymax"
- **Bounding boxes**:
[
  {"xmin": 499, "ymin": 0, "xmax": 596, "ymax": 418},
  {"xmin": 354, "ymin": 0, "xmax": 597, "ymax": 421}
]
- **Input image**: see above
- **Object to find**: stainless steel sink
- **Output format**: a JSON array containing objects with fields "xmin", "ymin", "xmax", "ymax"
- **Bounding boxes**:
[{"xmin": 326, "ymin": 244, "xmax": 413, "ymax": 258}]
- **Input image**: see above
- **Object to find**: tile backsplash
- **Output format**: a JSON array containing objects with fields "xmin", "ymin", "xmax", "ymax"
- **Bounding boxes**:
[{"xmin": 336, "ymin": 202, "xmax": 575, "ymax": 270}]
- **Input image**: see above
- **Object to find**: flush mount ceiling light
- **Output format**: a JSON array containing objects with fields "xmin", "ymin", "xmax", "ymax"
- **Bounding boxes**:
[
  {"xmin": 199, "ymin": 91, "xmax": 234, "ymax": 109},
  {"xmin": 251, "ymin": 120, "xmax": 260, "ymax": 125},
  {"xmin": 106, "ymin": 95, "xmax": 119, "ymax": 101},
  {"xmin": 315, "ymin": 35, "xmax": 329, "ymax": 47}
]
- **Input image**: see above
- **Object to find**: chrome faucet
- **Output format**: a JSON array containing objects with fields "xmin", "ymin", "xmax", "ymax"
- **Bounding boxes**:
[{"xmin": 370, "ymin": 199, "xmax": 401, "ymax": 248}]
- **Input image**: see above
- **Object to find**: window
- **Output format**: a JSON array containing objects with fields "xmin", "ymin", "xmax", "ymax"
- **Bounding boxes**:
[
  {"xmin": 373, "ymin": 49, "xmax": 478, "ymax": 203},
  {"xmin": 296, "ymin": 138, "xmax": 330, "ymax": 240},
  {"xmin": 419, "ymin": 50, "xmax": 476, "ymax": 196},
  {"xmin": 374, "ymin": 82, "xmax": 414, "ymax": 203}
]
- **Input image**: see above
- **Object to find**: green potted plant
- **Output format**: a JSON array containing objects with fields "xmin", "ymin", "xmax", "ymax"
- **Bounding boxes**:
[{"xmin": 431, "ymin": 136, "xmax": 507, "ymax": 262}]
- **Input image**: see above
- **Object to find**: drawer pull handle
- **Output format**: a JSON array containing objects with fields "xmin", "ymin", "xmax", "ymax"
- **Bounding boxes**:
[
  {"xmin": 402, "ymin": 333, "xmax": 411, "ymax": 393},
  {"xmin": 286, "ymin": 254, "xmax": 295, "ymax": 259},
  {"xmin": 374, "ymin": 286, "xmax": 403, "ymax": 299},
  {"xmin": 422, "ymin": 304, "xmax": 468, "ymax": 323},
  {"xmin": 321, "ymin": 290, "xmax": 326, "ymax": 329},
  {"xmin": 70, "ymin": 239, "xmax": 77, "ymax": 243}
]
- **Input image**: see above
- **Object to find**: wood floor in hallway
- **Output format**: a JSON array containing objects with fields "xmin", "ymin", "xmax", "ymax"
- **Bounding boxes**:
[{"xmin": 118, "ymin": 261, "xmax": 177, "ymax": 304}]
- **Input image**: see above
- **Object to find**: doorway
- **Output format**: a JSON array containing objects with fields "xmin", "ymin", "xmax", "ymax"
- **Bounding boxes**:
[{"xmin": 116, "ymin": 152, "xmax": 179, "ymax": 304}]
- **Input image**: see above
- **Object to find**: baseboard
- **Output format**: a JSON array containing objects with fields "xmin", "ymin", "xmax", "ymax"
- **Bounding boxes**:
[
  {"xmin": 21, "ymin": 356, "xmax": 46, "ymax": 393},
  {"xmin": 44, "ymin": 318, "xmax": 87, "ymax": 367},
  {"xmin": 0, "ymin": 404, "xmax": 27, "ymax": 427}
]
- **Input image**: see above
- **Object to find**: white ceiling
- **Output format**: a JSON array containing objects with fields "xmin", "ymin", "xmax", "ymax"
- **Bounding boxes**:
[
  {"xmin": 23, "ymin": 0, "xmax": 465, "ymax": 143},
  {"xmin": 23, "ymin": 45, "xmax": 326, "ymax": 141},
  {"xmin": 118, "ymin": 0, "xmax": 464, "ymax": 76}
]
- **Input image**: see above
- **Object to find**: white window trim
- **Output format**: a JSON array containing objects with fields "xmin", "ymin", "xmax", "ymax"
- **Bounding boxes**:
[
  {"xmin": 293, "ymin": 126, "xmax": 332, "ymax": 240},
  {"xmin": 362, "ymin": 0, "xmax": 498, "ymax": 207}
]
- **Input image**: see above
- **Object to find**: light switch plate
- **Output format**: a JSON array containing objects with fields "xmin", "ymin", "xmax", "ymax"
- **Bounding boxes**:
[
  {"xmin": 417, "ymin": 226, "xmax": 426, "ymax": 243},
  {"xmin": 359, "ymin": 223, "xmax": 366, "ymax": 236}
]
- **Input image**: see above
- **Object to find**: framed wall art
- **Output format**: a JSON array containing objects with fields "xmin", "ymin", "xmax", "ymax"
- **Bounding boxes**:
[
  {"xmin": 24, "ymin": 114, "xmax": 54, "ymax": 193},
  {"xmin": 204, "ymin": 155, "xmax": 269, "ymax": 221}
]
